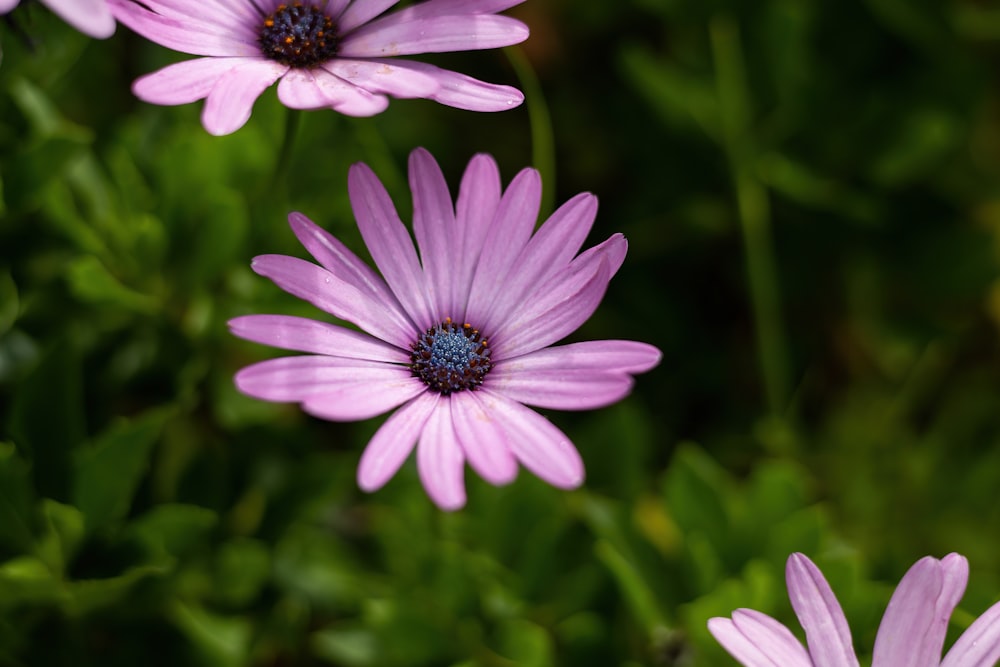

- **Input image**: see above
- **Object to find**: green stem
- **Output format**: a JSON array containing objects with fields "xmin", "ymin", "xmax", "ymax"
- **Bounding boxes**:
[
  {"xmin": 505, "ymin": 46, "xmax": 556, "ymax": 220},
  {"xmin": 271, "ymin": 107, "xmax": 302, "ymax": 192},
  {"xmin": 710, "ymin": 15, "xmax": 790, "ymax": 417}
]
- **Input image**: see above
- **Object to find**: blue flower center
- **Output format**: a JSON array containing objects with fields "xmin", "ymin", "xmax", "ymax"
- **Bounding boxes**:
[
  {"xmin": 410, "ymin": 318, "xmax": 493, "ymax": 395},
  {"xmin": 258, "ymin": 3, "xmax": 339, "ymax": 68}
]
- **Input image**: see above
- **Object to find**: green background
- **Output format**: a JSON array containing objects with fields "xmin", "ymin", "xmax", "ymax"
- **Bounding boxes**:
[{"xmin": 2, "ymin": 0, "xmax": 1000, "ymax": 664}]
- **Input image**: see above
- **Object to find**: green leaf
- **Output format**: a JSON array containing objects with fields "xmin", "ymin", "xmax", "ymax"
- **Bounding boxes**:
[
  {"xmin": 312, "ymin": 628, "xmax": 377, "ymax": 667},
  {"xmin": 171, "ymin": 602, "xmax": 251, "ymax": 667},
  {"xmin": 65, "ymin": 255, "xmax": 157, "ymax": 314},
  {"xmin": 0, "ymin": 270, "xmax": 17, "ymax": 337},
  {"xmin": 497, "ymin": 619, "xmax": 555, "ymax": 667},
  {"xmin": 73, "ymin": 409, "xmax": 171, "ymax": 534},
  {"xmin": 662, "ymin": 444, "xmax": 731, "ymax": 551},
  {"xmin": 213, "ymin": 539, "xmax": 270, "ymax": 607},
  {"xmin": 34, "ymin": 499, "xmax": 84, "ymax": 576},
  {"xmin": 66, "ymin": 563, "xmax": 167, "ymax": 616},
  {"xmin": 127, "ymin": 503, "xmax": 218, "ymax": 559},
  {"xmin": 0, "ymin": 443, "xmax": 36, "ymax": 552},
  {"xmin": 0, "ymin": 556, "xmax": 65, "ymax": 610},
  {"xmin": 7, "ymin": 342, "xmax": 85, "ymax": 502}
]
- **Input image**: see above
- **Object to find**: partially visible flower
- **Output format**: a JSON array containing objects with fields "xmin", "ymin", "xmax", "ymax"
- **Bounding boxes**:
[
  {"xmin": 229, "ymin": 148, "xmax": 661, "ymax": 510},
  {"xmin": 107, "ymin": 0, "xmax": 529, "ymax": 135},
  {"xmin": 0, "ymin": 0, "xmax": 115, "ymax": 38},
  {"xmin": 709, "ymin": 552, "xmax": 1000, "ymax": 667}
]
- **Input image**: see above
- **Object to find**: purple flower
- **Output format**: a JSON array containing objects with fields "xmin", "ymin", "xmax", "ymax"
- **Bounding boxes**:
[
  {"xmin": 0, "ymin": 0, "xmax": 115, "ymax": 38},
  {"xmin": 709, "ymin": 552, "xmax": 1000, "ymax": 666},
  {"xmin": 229, "ymin": 148, "xmax": 661, "ymax": 510},
  {"xmin": 107, "ymin": 0, "xmax": 529, "ymax": 135}
]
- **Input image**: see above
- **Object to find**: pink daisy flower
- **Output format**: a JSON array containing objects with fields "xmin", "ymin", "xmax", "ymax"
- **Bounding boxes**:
[
  {"xmin": 709, "ymin": 552, "xmax": 1000, "ymax": 667},
  {"xmin": 0, "ymin": 0, "xmax": 115, "ymax": 38},
  {"xmin": 107, "ymin": 0, "xmax": 529, "ymax": 135},
  {"xmin": 229, "ymin": 148, "xmax": 661, "ymax": 510}
]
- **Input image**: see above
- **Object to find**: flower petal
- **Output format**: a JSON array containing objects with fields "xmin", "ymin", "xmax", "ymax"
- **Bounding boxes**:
[
  {"xmin": 417, "ymin": 397, "xmax": 467, "ymax": 510},
  {"xmin": 733, "ymin": 610, "xmax": 813, "ymax": 667},
  {"xmin": 234, "ymin": 355, "xmax": 411, "ymax": 402},
  {"xmin": 363, "ymin": 59, "xmax": 524, "ymax": 111},
  {"xmin": 250, "ymin": 254, "xmax": 413, "ymax": 347},
  {"xmin": 108, "ymin": 0, "xmax": 256, "ymax": 56},
  {"xmin": 202, "ymin": 60, "xmax": 287, "ymax": 135},
  {"xmin": 450, "ymin": 392, "xmax": 518, "ymax": 485},
  {"xmin": 43, "ymin": 0, "xmax": 116, "ymax": 37},
  {"xmin": 872, "ymin": 556, "xmax": 946, "ymax": 667},
  {"xmin": 277, "ymin": 67, "xmax": 389, "ymax": 116},
  {"xmin": 357, "ymin": 393, "xmax": 439, "ymax": 492},
  {"xmin": 301, "ymin": 377, "xmax": 426, "ymax": 421},
  {"xmin": 132, "ymin": 57, "xmax": 246, "ymax": 106},
  {"xmin": 941, "ymin": 598, "xmax": 1000, "ymax": 667},
  {"xmin": 228, "ymin": 315, "xmax": 408, "ymax": 362},
  {"xmin": 341, "ymin": 15, "xmax": 528, "ymax": 57},
  {"xmin": 287, "ymin": 212, "xmax": 416, "ymax": 346},
  {"xmin": 493, "ymin": 255, "xmax": 613, "ymax": 360},
  {"xmin": 502, "ymin": 340, "xmax": 663, "ymax": 375},
  {"xmin": 377, "ymin": 0, "xmax": 527, "ymax": 21},
  {"xmin": 337, "ymin": 0, "xmax": 400, "ymax": 33},
  {"xmin": 455, "ymin": 153, "xmax": 502, "ymax": 319},
  {"xmin": 465, "ymin": 167, "xmax": 542, "ymax": 329},
  {"xmin": 409, "ymin": 148, "xmax": 459, "ymax": 318},
  {"xmin": 323, "ymin": 58, "xmax": 441, "ymax": 99},
  {"xmin": 487, "ymin": 368, "xmax": 634, "ymax": 411},
  {"xmin": 0, "ymin": 0, "xmax": 19, "ymax": 13},
  {"xmin": 348, "ymin": 161, "xmax": 435, "ymax": 330},
  {"xmin": 479, "ymin": 391, "xmax": 583, "ymax": 489},
  {"xmin": 707, "ymin": 616, "xmax": 789, "ymax": 667},
  {"xmin": 786, "ymin": 553, "xmax": 860, "ymax": 667}
]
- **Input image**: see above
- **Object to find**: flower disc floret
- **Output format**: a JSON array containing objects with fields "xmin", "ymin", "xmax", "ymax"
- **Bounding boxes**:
[
  {"xmin": 411, "ymin": 318, "xmax": 492, "ymax": 395},
  {"xmin": 259, "ymin": 3, "xmax": 339, "ymax": 68}
]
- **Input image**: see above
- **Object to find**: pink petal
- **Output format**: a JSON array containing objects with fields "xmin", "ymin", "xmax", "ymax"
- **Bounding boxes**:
[
  {"xmin": 132, "ymin": 57, "xmax": 247, "ymax": 105},
  {"xmin": 455, "ymin": 153, "xmax": 502, "ymax": 319},
  {"xmin": 409, "ymin": 148, "xmax": 459, "ymax": 318},
  {"xmin": 357, "ymin": 393, "xmax": 439, "ymax": 492},
  {"xmin": 416, "ymin": 397, "xmax": 467, "ymax": 510},
  {"xmin": 376, "ymin": 0, "xmax": 527, "ymax": 21},
  {"xmin": 707, "ymin": 616, "xmax": 788, "ymax": 667},
  {"xmin": 941, "ymin": 599, "xmax": 1000, "ymax": 667},
  {"xmin": 202, "ymin": 60, "xmax": 287, "ymax": 135},
  {"xmin": 277, "ymin": 68, "xmax": 389, "ymax": 116},
  {"xmin": 786, "ymin": 553, "xmax": 860, "ymax": 667},
  {"xmin": 478, "ymin": 192, "xmax": 597, "ymax": 327},
  {"xmin": 502, "ymin": 340, "xmax": 663, "ymax": 375},
  {"xmin": 359, "ymin": 59, "xmax": 524, "ymax": 111},
  {"xmin": 43, "ymin": 0, "xmax": 115, "ymax": 37},
  {"xmin": 228, "ymin": 315, "xmax": 408, "ymax": 363},
  {"xmin": 287, "ymin": 212, "xmax": 416, "ymax": 347},
  {"xmin": 234, "ymin": 355, "xmax": 411, "ymax": 402},
  {"xmin": 250, "ymin": 254, "xmax": 413, "ymax": 347},
  {"xmin": 107, "ymin": 0, "xmax": 256, "ymax": 56},
  {"xmin": 118, "ymin": 0, "xmax": 253, "ymax": 33},
  {"xmin": 464, "ymin": 168, "xmax": 542, "ymax": 331},
  {"xmin": 732, "ymin": 610, "xmax": 814, "ymax": 667},
  {"xmin": 569, "ymin": 233, "xmax": 629, "ymax": 279},
  {"xmin": 487, "ymin": 368, "xmax": 634, "ymax": 411},
  {"xmin": 492, "ymin": 257, "xmax": 613, "ymax": 360},
  {"xmin": 322, "ymin": 58, "xmax": 440, "ymax": 98},
  {"xmin": 301, "ymin": 377, "xmax": 426, "ymax": 421},
  {"xmin": 348, "ymin": 162, "xmax": 435, "ymax": 330},
  {"xmin": 0, "ymin": 0, "xmax": 19, "ymax": 13},
  {"xmin": 479, "ymin": 391, "xmax": 583, "ymax": 489},
  {"xmin": 341, "ymin": 15, "xmax": 528, "ymax": 56},
  {"xmin": 449, "ymin": 392, "xmax": 518, "ymax": 485},
  {"xmin": 337, "ymin": 0, "xmax": 400, "ymax": 33},
  {"xmin": 872, "ymin": 556, "xmax": 946, "ymax": 667}
]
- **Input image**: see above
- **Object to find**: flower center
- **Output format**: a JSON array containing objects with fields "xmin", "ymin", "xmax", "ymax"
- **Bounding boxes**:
[
  {"xmin": 410, "ymin": 318, "xmax": 493, "ymax": 395},
  {"xmin": 258, "ymin": 2, "xmax": 339, "ymax": 68}
]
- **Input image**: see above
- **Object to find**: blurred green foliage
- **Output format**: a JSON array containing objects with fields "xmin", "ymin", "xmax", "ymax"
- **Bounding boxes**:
[{"xmin": 2, "ymin": 0, "xmax": 1000, "ymax": 665}]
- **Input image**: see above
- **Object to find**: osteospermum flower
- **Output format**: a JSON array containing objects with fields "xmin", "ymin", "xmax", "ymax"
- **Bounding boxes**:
[
  {"xmin": 709, "ymin": 552, "xmax": 1000, "ymax": 667},
  {"xmin": 229, "ymin": 148, "xmax": 661, "ymax": 510},
  {"xmin": 107, "ymin": 0, "xmax": 529, "ymax": 135},
  {"xmin": 0, "ymin": 0, "xmax": 115, "ymax": 38}
]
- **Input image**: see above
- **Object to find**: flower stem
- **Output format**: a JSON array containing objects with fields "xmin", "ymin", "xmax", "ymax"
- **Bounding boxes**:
[
  {"xmin": 505, "ymin": 46, "xmax": 556, "ymax": 220},
  {"xmin": 710, "ymin": 15, "xmax": 790, "ymax": 417},
  {"xmin": 271, "ymin": 107, "xmax": 302, "ymax": 192}
]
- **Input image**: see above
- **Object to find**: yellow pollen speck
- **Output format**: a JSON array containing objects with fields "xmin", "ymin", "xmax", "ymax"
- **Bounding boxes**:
[
  {"xmin": 264, "ymin": 18, "xmax": 274, "ymax": 27},
  {"xmin": 285, "ymin": 36, "xmax": 294, "ymax": 44}
]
